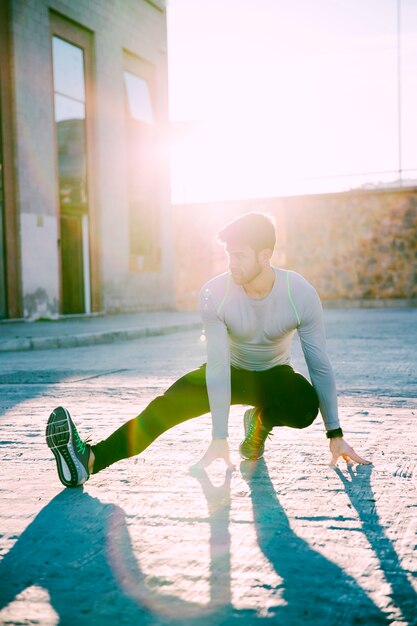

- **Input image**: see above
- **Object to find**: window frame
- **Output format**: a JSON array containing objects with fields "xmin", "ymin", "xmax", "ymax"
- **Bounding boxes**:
[
  {"xmin": 49, "ymin": 10, "xmax": 101, "ymax": 312},
  {"xmin": 123, "ymin": 50, "xmax": 161, "ymax": 272}
]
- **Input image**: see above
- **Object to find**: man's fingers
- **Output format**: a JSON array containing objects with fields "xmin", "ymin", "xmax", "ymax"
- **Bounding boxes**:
[
  {"xmin": 192, "ymin": 450, "xmax": 235, "ymax": 471},
  {"xmin": 330, "ymin": 448, "xmax": 372, "ymax": 467},
  {"xmin": 191, "ymin": 450, "xmax": 215, "ymax": 470},
  {"xmin": 190, "ymin": 458, "xmax": 209, "ymax": 471},
  {"xmin": 346, "ymin": 447, "xmax": 372, "ymax": 465},
  {"xmin": 222, "ymin": 448, "xmax": 236, "ymax": 470},
  {"xmin": 215, "ymin": 451, "xmax": 236, "ymax": 470},
  {"xmin": 329, "ymin": 450, "xmax": 339, "ymax": 467}
]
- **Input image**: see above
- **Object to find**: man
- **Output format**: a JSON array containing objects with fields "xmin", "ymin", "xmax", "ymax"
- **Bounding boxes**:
[{"xmin": 46, "ymin": 213, "xmax": 370, "ymax": 487}]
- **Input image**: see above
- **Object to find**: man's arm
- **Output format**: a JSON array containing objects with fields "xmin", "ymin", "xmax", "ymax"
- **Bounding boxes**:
[
  {"xmin": 296, "ymin": 283, "xmax": 340, "ymax": 432},
  {"xmin": 192, "ymin": 283, "xmax": 235, "ymax": 470},
  {"xmin": 200, "ymin": 285, "xmax": 231, "ymax": 439},
  {"xmin": 296, "ymin": 281, "xmax": 371, "ymax": 466}
]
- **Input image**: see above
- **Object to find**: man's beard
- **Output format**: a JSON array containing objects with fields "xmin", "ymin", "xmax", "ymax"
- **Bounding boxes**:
[{"xmin": 231, "ymin": 262, "xmax": 263, "ymax": 286}]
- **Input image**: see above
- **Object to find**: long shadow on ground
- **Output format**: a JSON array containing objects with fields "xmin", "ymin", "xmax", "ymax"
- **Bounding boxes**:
[
  {"xmin": 241, "ymin": 459, "xmax": 390, "ymax": 625},
  {"xmin": 0, "ymin": 491, "xmax": 148, "ymax": 625},
  {"xmin": 0, "ymin": 463, "xmax": 400, "ymax": 626},
  {"xmin": 0, "ymin": 488, "xmax": 255, "ymax": 626},
  {"xmin": 334, "ymin": 465, "xmax": 417, "ymax": 625}
]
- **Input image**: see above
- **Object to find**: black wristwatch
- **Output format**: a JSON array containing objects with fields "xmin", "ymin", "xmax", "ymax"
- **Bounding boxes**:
[{"xmin": 326, "ymin": 427, "xmax": 344, "ymax": 439}]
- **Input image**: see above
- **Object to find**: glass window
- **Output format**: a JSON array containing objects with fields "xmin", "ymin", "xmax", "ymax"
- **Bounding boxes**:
[
  {"xmin": 52, "ymin": 37, "xmax": 87, "ymax": 208},
  {"xmin": 123, "ymin": 64, "xmax": 159, "ymax": 268},
  {"xmin": 54, "ymin": 93, "xmax": 85, "ymax": 122},
  {"xmin": 52, "ymin": 37, "xmax": 85, "ymax": 102},
  {"xmin": 124, "ymin": 72, "xmax": 154, "ymax": 124}
]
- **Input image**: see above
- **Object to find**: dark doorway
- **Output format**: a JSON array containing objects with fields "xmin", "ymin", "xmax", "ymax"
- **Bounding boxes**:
[{"xmin": 60, "ymin": 212, "xmax": 85, "ymax": 314}]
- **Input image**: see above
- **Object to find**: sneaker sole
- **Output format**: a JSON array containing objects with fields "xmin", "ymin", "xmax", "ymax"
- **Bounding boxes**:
[{"xmin": 46, "ymin": 407, "xmax": 87, "ymax": 488}]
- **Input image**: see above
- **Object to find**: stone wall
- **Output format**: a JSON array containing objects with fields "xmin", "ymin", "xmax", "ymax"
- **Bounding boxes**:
[
  {"xmin": 173, "ymin": 188, "xmax": 417, "ymax": 310},
  {"xmin": 284, "ymin": 188, "xmax": 417, "ymax": 300}
]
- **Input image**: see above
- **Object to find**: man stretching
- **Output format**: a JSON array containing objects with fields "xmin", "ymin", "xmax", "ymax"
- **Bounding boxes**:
[{"xmin": 46, "ymin": 212, "xmax": 370, "ymax": 487}]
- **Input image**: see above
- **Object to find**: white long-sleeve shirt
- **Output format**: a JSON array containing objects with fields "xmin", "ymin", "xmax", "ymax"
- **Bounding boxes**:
[{"xmin": 199, "ymin": 267, "xmax": 340, "ymax": 438}]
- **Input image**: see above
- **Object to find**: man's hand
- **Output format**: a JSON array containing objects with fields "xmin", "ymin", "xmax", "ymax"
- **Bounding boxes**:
[
  {"xmin": 329, "ymin": 437, "xmax": 372, "ymax": 467},
  {"xmin": 191, "ymin": 438, "xmax": 236, "ymax": 471}
]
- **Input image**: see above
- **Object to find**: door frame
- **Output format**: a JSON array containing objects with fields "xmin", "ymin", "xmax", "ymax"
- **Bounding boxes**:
[
  {"xmin": 49, "ymin": 10, "xmax": 101, "ymax": 314},
  {"xmin": 0, "ymin": 0, "xmax": 21, "ymax": 318}
]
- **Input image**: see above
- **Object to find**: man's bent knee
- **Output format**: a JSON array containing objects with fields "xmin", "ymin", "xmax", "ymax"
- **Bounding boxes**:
[{"xmin": 296, "ymin": 408, "xmax": 319, "ymax": 429}]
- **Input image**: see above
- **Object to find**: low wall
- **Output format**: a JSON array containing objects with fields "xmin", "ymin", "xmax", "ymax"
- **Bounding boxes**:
[{"xmin": 173, "ymin": 187, "xmax": 417, "ymax": 310}]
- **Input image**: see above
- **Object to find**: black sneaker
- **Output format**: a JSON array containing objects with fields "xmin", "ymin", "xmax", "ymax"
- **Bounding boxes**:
[
  {"xmin": 239, "ymin": 408, "xmax": 271, "ymax": 460},
  {"xmin": 46, "ymin": 406, "xmax": 91, "ymax": 487}
]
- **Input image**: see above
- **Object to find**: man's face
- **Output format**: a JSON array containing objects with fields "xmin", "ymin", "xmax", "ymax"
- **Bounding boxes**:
[{"xmin": 226, "ymin": 243, "xmax": 263, "ymax": 285}]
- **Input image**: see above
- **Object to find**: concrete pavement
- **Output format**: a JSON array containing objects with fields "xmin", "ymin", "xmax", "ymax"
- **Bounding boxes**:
[
  {"xmin": 0, "ymin": 311, "xmax": 200, "ymax": 352},
  {"xmin": 0, "ymin": 307, "xmax": 416, "ymax": 625}
]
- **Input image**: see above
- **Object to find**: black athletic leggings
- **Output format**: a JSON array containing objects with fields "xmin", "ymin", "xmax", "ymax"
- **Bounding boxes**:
[{"xmin": 91, "ymin": 363, "xmax": 319, "ymax": 474}]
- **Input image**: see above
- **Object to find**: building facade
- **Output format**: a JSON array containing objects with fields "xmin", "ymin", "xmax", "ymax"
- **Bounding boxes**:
[{"xmin": 0, "ymin": 0, "xmax": 174, "ymax": 319}]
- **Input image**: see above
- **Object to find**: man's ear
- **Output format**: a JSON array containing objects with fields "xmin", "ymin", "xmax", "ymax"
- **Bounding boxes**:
[{"xmin": 258, "ymin": 248, "xmax": 273, "ymax": 265}]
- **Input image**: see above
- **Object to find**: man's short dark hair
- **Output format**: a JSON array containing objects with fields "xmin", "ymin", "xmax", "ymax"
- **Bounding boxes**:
[{"xmin": 217, "ymin": 212, "xmax": 276, "ymax": 253}]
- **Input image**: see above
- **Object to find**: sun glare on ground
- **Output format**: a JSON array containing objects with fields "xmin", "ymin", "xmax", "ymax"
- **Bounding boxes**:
[{"xmin": 167, "ymin": 0, "xmax": 417, "ymax": 204}]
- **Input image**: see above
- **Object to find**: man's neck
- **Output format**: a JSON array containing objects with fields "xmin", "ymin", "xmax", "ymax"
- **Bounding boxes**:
[{"xmin": 243, "ymin": 266, "xmax": 275, "ymax": 300}]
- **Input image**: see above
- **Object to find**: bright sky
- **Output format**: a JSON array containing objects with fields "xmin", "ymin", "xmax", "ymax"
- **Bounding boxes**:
[{"xmin": 166, "ymin": 0, "xmax": 417, "ymax": 204}]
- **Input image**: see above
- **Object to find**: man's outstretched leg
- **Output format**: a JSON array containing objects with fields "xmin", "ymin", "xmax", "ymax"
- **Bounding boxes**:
[{"xmin": 46, "ymin": 365, "xmax": 211, "ymax": 488}]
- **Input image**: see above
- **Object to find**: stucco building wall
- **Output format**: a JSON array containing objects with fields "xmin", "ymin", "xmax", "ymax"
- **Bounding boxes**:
[{"xmin": 6, "ymin": 0, "xmax": 173, "ymax": 318}]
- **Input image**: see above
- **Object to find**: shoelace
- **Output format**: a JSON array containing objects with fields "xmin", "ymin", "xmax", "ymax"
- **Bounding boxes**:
[
  {"xmin": 74, "ymin": 430, "xmax": 91, "ymax": 455},
  {"xmin": 246, "ymin": 419, "xmax": 272, "ymax": 447}
]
